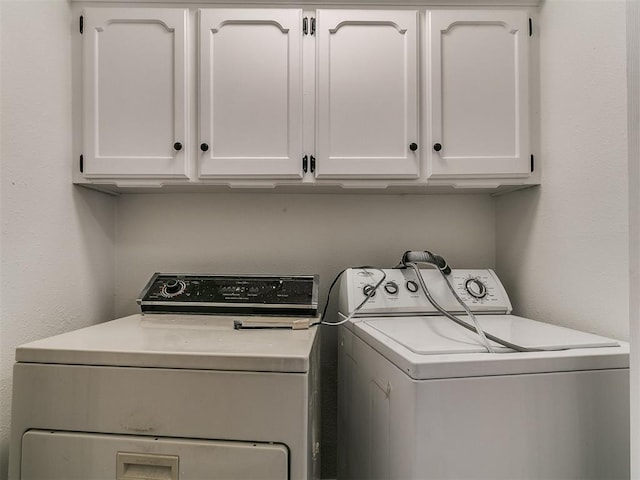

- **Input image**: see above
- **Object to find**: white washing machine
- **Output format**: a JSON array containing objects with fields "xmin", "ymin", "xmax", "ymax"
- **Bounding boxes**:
[
  {"xmin": 9, "ymin": 273, "xmax": 321, "ymax": 480},
  {"xmin": 336, "ymin": 267, "xmax": 630, "ymax": 480}
]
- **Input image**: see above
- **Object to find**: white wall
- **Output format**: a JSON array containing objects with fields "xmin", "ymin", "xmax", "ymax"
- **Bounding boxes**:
[
  {"xmin": 114, "ymin": 193, "xmax": 496, "ymax": 316},
  {"xmin": 0, "ymin": 0, "xmax": 631, "ymax": 478},
  {"xmin": 0, "ymin": 1, "xmax": 117, "ymax": 478},
  {"xmin": 495, "ymin": 0, "xmax": 629, "ymax": 341},
  {"xmin": 627, "ymin": 0, "xmax": 640, "ymax": 474}
]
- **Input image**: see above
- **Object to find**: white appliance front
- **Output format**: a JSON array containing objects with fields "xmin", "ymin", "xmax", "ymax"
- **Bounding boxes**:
[
  {"xmin": 10, "ymin": 274, "xmax": 322, "ymax": 480},
  {"xmin": 22, "ymin": 431, "xmax": 288, "ymax": 480},
  {"xmin": 336, "ymin": 267, "xmax": 630, "ymax": 480}
]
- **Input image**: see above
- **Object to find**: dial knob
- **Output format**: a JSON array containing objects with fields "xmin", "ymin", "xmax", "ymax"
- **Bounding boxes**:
[
  {"xmin": 406, "ymin": 280, "xmax": 419, "ymax": 293},
  {"xmin": 384, "ymin": 282, "xmax": 399, "ymax": 295},
  {"xmin": 163, "ymin": 279, "xmax": 185, "ymax": 297},
  {"xmin": 465, "ymin": 278, "xmax": 487, "ymax": 299},
  {"xmin": 363, "ymin": 284, "xmax": 377, "ymax": 298}
]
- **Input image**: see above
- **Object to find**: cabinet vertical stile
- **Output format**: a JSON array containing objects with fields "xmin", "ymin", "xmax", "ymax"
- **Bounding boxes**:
[{"xmin": 82, "ymin": 8, "xmax": 189, "ymax": 180}]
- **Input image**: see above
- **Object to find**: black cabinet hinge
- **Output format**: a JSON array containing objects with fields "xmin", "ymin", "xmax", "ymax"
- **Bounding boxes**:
[
  {"xmin": 303, "ymin": 17, "xmax": 315, "ymax": 36},
  {"xmin": 302, "ymin": 155, "xmax": 308, "ymax": 173},
  {"xmin": 310, "ymin": 155, "xmax": 316, "ymax": 173},
  {"xmin": 530, "ymin": 154, "xmax": 535, "ymax": 172},
  {"xmin": 529, "ymin": 18, "xmax": 533, "ymax": 37},
  {"xmin": 80, "ymin": 15, "xmax": 84, "ymax": 34},
  {"xmin": 80, "ymin": 154, "xmax": 84, "ymax": 173}
]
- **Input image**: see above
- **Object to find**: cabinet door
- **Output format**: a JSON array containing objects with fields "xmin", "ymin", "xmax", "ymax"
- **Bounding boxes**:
[
  {"xmin": 82, "ymin": 8, "xmax": 188, "ymax": 179},
  {"xmin": 428, "ymin": 10, "xmax": 530, "ymax": 180},
  {"xmin": 316, "ymin": 10, "xmax": 420, "ymax": 179},
  {"xmin": 199, "ymin": 9, "xmax": 303, "ymax": 179}
]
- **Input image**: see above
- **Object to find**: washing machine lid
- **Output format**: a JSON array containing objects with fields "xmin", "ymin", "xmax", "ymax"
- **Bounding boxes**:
[
  {"xmin": 351, "ymin": 315, "xmax": 628, "ymax": 379},
  {"xmin": 15, "ymin": 314, "xmax": 318, "ymax": 373}
]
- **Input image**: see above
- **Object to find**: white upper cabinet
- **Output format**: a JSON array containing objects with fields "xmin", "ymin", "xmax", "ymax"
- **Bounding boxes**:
[
  {"xmin": 427, "ymin": 10, "xmax": 531, "ymax": 180},
  {"xmin": 199, "ymin": 9, "xmax": 304, "ymax": 179},
  {"xmin": 82, "ymin": 8, "xmax": 189, "ymax": 179},
  {"xmin": 315, "ymin": 10, "xmax": 420, "ymax": 179},
  {"xmin": 75, "ymin": 5, "xmax": 538, "ymax": 191}
]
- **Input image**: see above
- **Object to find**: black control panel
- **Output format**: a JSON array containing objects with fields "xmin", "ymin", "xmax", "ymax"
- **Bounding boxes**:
[{"xmin": 137, "ymin": 273, "xmax": 319, "ymax": 316}]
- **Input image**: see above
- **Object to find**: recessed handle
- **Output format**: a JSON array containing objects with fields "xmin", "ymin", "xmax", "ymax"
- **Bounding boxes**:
[
  {"xmin": 117, "ymin": 452, "xmax": 178, "ymax": 480},
  {"xmin": 173, "ymin": 142, "xmax": 183, "ymax": 151},
  {"xmin": 433, "ymin": 143, "xmax": 442, "ymax": 152},
  {"xmin": 200, "ymin": 143, "xmax": 209, "ymax": 152},
  {"xmin": 409, "ymin": 143, "xmax": 418, "ymax": 152}
]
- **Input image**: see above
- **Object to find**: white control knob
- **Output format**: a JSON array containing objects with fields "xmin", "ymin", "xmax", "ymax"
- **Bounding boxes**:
[
  {"xmin": 384, "ymin": 282, "xmax": 399, "ymax": 295},
  {"xmin": 406, "ymin": 280, "xmax": 419, "ymax": 293},
  {"xmin": 465, "ymin": 278, "xmax": 487, "ymax": 299},
  {"xmin": 363, "ymin": 284, "xmax": 377, "ymax": 298}
]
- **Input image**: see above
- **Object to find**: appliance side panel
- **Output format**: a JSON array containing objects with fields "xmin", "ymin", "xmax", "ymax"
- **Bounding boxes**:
[
  {"xmin": 338, "ymin": 328, "xmax": 418, "ymax": 480},
  {"xmin": 308, "ymin": 328, "xmax": 321, "ymax": 480}
]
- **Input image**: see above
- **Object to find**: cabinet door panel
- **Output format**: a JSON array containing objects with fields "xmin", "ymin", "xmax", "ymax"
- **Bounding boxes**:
[
  {"xmin": 199, "ymin": 9, "xmax": 303, "ymax": 178},
  {"xmin": 429, "ymin": 10, "xmax": 530, "ymax": 179},
  {"xmin": 316, "ymin": 10, "xmax": 419, "ymax": 179},
  {"xmin": 82, "ymin": 8, "xmax": 188, "ymax": 179}
]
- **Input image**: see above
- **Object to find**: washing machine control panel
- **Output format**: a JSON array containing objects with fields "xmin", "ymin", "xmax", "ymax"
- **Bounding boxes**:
[
  {"xmin": 138, "ymin": 273, "xmax": 319, "ymax": 316},
  {"xmin": 339, "ymin": 268, "xmax": 512, "ymax": 316}
]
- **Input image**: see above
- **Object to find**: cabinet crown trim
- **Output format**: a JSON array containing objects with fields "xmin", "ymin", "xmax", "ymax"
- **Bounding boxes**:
[{"xmin": 74, "ymin": 1, "xmax": 541, "ymax": 5}]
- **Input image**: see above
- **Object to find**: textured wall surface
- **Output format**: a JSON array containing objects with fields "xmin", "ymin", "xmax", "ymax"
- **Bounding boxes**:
[
  {"xmin": 496, "ymin": 0, "xmax": 629, "ymax": 341},
  {"xmin": 0, "ymin": 1, "xmax": 116, "ymax": 478},
  {"xmin": 628, "ymin": 0, "xmax": 640, "ymax": 474},
  {"xmin": 0, "ymin": 0, "xmax": 632, "ymax": 479},
  {"xmin": 114, "ymin": 193, "xmax": 496, "ymax": 317}
]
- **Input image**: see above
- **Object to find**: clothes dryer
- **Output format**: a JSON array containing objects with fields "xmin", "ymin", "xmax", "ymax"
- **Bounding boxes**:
[
  {"xmin": 336, "ymin": 267, "xmax": 629, "ymax": 480},
  {"xmin": 10, "ymin": 273, "xmax": 321, "ymax": 480}
]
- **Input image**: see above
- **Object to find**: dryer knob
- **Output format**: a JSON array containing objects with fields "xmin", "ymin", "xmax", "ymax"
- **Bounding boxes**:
[{"xmin": 164, "ymin": 279, "xmax": 185, "ymax": 296}]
